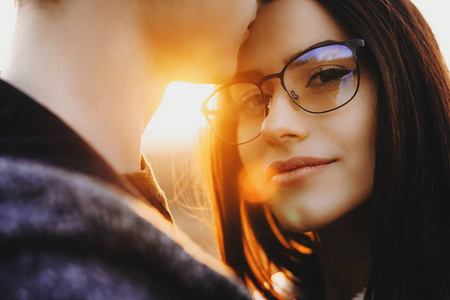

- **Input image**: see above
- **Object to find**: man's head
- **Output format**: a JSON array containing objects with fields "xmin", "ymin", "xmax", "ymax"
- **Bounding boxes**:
[
  {"xmin": 143, "ymin": 0, "xmax": 258, "ymax": 83},
  {"xmin": 15, "ymin": 0, "xmax": 257, "ymax": 83}
]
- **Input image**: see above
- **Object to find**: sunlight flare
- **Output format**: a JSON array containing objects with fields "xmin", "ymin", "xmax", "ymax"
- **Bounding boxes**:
[{"xmin": 143, "ymin": 81, "xmax": 214, "ymax": 153}]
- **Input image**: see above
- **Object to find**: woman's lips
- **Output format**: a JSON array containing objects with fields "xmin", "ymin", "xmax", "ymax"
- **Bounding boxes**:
[{"xmin": 266, "ymin": 156, "xmax": 336, "ymax": 187}]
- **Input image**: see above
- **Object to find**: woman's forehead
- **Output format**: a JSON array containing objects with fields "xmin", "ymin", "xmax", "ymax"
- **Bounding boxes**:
[{"xmin": 237, "ymin": 0, "xmax": 348, "ymax": 75}]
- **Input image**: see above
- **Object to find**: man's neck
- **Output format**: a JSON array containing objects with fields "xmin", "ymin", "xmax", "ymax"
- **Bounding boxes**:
[{"xmin": 2, "ymin": 1, "xmax": 169, "ymax": 173}]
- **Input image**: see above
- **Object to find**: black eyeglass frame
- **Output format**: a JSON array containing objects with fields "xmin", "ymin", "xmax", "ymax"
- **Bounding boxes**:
[{"xmin": 202, "ymin": 39, "xmax": 366, "ymax": 145}]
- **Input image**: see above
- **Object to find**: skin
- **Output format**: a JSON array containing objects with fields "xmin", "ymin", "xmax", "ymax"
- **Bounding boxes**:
[
  {"xmin": 237, "ymin": 0, "xmax": 377, "ymax": 233},
  {"xmin": 236, "ymin": 1, "xmax": 376, "ymax": 298},
  {"xmin": 145, "ymin": 0, "xmax": 258, "ymax": 83},
  {"xmin": 3, "ymin": 0, "xmax": 257, "ymax": 173}
]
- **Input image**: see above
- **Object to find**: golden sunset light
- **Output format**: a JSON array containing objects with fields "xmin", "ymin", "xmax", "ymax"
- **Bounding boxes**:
[
  {"xmin": 1, "ymin": 1, "xmax": 449, "ymax": 154},
  {"xmin": 143, "ymin": 82, "xmax": 213, "ymax": 154},
  {"xmin": 0, "ymin": 0, "xmax": 449, "ymax": 261},
  {"xmin": 144, "ymin": 0, "xmax": 449, "ymax": 152}
]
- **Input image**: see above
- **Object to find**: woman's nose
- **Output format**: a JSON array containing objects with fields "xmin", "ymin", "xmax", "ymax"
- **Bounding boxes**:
[{"xmin": 260, "ymin": 89, "xmax": 309, "ymax": 146}]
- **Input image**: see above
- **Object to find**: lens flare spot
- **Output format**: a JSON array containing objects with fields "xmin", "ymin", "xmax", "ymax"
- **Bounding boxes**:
[
  {"xmin": 238, "ymin": 163, "xmax": 276, "ymax": 203},
  {"xmin": 287, "ymin": 210, "xmax": 301, "ymax": 224}
]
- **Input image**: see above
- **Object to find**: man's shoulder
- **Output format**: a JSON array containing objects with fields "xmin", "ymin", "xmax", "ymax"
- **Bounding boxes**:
[
  {"xmin": 0, "ymin": 157, "xmax": 251, "ymax": 300},
  {"xmin": 0, "ymin": 250, "xmax": 169, "ymax": 300}
]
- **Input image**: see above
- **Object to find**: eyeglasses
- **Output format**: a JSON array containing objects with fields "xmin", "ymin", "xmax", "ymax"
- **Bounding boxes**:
[{"xmin": 202, "ymin": 39, "xmax": 365, "ymax": 145}]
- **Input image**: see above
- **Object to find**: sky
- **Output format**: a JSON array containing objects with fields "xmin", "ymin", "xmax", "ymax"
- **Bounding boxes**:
[{"xmin": 0, "ymin": 0, "xmax": 449, "ymax": 154}]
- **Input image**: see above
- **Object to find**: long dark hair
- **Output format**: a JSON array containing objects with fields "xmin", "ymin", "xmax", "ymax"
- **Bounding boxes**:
[{"xmin": 201, "ymin": 0, "xmax": 450, "ymax": 299}]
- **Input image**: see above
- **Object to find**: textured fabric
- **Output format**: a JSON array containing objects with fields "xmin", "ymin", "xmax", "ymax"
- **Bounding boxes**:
[
  {"xmin": 0, "ymin": 79, "xmax": 251, "ymax": 299},
  {"xmin": 0, "ymin": 78, "xmax": 172, "ymax": 224},
  {"xmin": 124, "ymin": 155, "xmax": 173, "ymax": 223},
  {"xmin": 0, "ymin": 79, "xmax": 136, "ymax": 196},
  {"xmin": 0, "ymin": 158, "xmax": 252, "ymax": 300}
]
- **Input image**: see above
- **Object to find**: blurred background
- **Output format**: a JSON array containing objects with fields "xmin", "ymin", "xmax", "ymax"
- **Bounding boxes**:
[{"xmin": 1, "ymin": 0, "xmax": 449, "ymax": 259}]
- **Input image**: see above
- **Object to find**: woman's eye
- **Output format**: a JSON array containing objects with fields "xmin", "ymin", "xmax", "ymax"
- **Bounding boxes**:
[
  {"xmin": 239, "ymin": 94, "xmax": 264, "ymax": 107},
  {"xmin": 307, "ymin": 67, "xmax": 354, "ymax": 87},
  {"xmin": 236, "ymin": 94, "xmax": 265, "ymax": 116}
]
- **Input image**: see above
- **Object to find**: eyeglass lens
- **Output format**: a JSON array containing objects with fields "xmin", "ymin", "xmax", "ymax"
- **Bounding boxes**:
[{"xmin": 204, "ymin": 43, "xmax": 359, "ymax": 145}]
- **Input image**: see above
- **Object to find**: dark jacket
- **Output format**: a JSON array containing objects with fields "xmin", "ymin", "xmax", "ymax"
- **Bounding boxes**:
[{"xmin": 0, "ymin": 80, "xmax": 251, "ymax": 300}]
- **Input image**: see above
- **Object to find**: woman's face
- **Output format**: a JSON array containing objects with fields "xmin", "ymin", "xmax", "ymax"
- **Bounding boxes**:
[{"xmin": 237, "ymin": 0, "xmax": 377, "ymax": 232}]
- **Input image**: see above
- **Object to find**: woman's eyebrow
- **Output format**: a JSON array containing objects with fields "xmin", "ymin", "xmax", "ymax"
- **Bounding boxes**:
[{"xmin": 283, "ymin": 39, "xmax": 337, "ymax": 64}]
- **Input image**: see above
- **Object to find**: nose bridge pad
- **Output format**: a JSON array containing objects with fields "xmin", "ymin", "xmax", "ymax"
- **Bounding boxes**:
[
  {"xmin": 289, "ymin": 89, "xmax": 299, "ymax": 100},
  {"xmin": 289, "ymin": 92, "xmax": 302, "ymax": 110},
  {"xmin": 285, "ymin": 85, "xmax": 303, "ymax": 110},
  {"xmin": 289, "ymin": 90, "xmax": 300, "ymax": 106}
]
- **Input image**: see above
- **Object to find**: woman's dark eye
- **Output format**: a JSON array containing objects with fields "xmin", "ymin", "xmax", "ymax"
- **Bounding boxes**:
[
  {"xmin": 308, "ymin": 68, "xmax": 354, "ymax": 87},
  {"xmin": 236, "ymin": 94, "xmax": 265, "ymax": 116}
]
